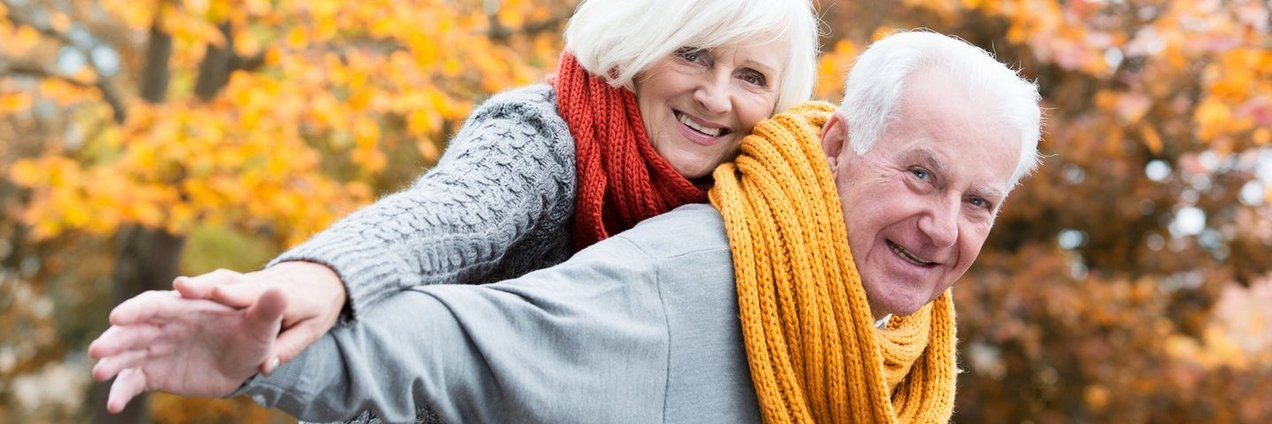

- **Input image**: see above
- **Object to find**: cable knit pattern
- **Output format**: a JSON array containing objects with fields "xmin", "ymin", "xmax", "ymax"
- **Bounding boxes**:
[{"xmin": 269, "ymin": 84, "xmax": 577, "ymax": 322}]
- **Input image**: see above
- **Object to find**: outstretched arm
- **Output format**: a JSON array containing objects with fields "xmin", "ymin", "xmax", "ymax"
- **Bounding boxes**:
[
  {"xmin": 88, "ymin": 288, "xmax": 287, "ymax": 413},
  {"xmin": 177, "ymin": 86, "xmax": 577, "ymax": 367},
  {"xmin": 238, "ymin": 238, "xmax": 668, "ymax": 423}
]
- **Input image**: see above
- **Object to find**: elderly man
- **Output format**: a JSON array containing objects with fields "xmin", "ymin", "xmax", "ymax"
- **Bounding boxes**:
[{"xmin": 90, "ymin": 31, "xmax": 1041, "ymax": 423}]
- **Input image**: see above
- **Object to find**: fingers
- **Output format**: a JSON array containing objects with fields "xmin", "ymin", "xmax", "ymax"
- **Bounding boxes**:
[
  {"xmin": 108, "ymin": 290, "xmax": 179, "ymax": 326},
  {"xmin": 174, "ymin": 269, "xmax": 245, "ymax": 300},
  {"xmin": 92, "ymin": 348, "xmax": 150, "ymax": 382},
  {"xmin": 89, "ymin": 325, "xmax": 163, "ymax": 359},
  {"xmin": 210, "ymin": 283, "xmax": 265, "ymax": 309},
  {"xmin": 107, "ymin": 368, "xmax": 148, "ymax": 414}
]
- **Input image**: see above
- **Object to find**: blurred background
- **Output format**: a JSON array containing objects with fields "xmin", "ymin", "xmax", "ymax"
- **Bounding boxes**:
[{"xmin": 1, "ymin": 0, "xmax": 1269, "ymax": 422}]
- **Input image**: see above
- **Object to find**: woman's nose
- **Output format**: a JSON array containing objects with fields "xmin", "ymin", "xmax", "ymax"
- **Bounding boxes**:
[{"xmin": 692, "ymin": 74, "xmax": 732, "ymax": 115}]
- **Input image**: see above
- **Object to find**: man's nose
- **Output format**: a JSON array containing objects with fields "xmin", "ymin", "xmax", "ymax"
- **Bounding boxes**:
[{"xmin": 919, "ymin": 195, "xmax": 959, "ymax": 248}]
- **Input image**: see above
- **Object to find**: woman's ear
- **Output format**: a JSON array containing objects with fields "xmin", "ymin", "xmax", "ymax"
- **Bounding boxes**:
[{"xmin": 821, "ymin": 111, "xmax": 849, "ymax": 169}]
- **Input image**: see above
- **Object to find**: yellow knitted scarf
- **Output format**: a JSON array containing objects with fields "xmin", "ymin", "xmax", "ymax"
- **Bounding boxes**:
[{"xmin": 708, "ymin": 101, "xmax": 958, "ymax": 423}]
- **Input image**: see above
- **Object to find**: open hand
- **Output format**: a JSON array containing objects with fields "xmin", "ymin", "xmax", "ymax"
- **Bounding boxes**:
[
  {"xmin": 88, "ymin": 288, "xmax": 287, "ymax": 413},
  {"xmin": 173, "ymin": 262, "xmax": 345, "ymax": 367}
]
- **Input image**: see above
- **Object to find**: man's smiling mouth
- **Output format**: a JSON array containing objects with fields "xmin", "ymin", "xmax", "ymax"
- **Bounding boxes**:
[{"xmin": 887, "ymin": 240, "xmax": 936, "ymax": 266}]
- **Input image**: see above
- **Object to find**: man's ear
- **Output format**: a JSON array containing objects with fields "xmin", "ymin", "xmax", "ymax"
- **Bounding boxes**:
[{"xmin": 821, "ymin": 111, "xmax": 849, "ymax": 169}]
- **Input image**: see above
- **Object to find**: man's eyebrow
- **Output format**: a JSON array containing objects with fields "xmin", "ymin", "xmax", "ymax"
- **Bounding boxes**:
[
  {"xmin": 913, "ymin": 147, "xmax": 1007, "ymax": 202},
  {"xmin": 972, "ymin": 186, "xmax": 1006, "ymax": 203},
  {"xmin": 915, "ymin": 147, "xmax": 946, "ymax": 180}
]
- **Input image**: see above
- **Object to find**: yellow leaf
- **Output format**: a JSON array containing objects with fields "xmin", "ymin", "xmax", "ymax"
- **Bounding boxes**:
[
  {"xmin": 0, "ymin": 92, "xmax": 33, "ymax": 114},
  {"xmin": 353, "ymin": 116, "xmax": 380, "ymax": 148},
  {"xmin": 498, "ymin": 9, "xmax": 525, "ymax": 28},
  {"xmin": 131, "ymin": 201, "xmax": 165, "ymax": 228},
  {"xmin": 9, "ymin": 160, "xmax": 42, "ymax": 186},
  {"xmin": 59, "ymin": 192, "xmax": 92, "ymax": 228},
  {"xmin": 49, "ymin": 12, "xmax": 71, "ymax": 33},
  {"xmin": 233, "ymin": 28, "xmax": 262, "ymax": 57},
  {"xmin": 7, "ymin": 25, "xmax": 43, "ymax": 57},
  {"xmin": 417, "ymin": 137, "xmax": 440, "ymax": 162},
  {"xmin": 1195, "ymin": 99, "xmax": 1231, "ymax": 140},
  {"xmin": 285, "ymin": 27, "xmax": 308, "ymax": 48},
  {"xmin": 1140, "ymin": 125, "xmax": 1163, "ymax": 155}
]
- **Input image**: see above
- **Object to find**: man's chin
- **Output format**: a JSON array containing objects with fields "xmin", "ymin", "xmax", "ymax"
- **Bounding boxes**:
[{"xmin": 864, "ymin": 281, "xmax": 933, "ymax": 317}]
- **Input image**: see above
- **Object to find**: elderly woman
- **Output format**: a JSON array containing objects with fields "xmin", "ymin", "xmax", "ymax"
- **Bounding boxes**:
[{"xmin": 92, "ymin": 0, "xmax": 820, "ymax": 420}]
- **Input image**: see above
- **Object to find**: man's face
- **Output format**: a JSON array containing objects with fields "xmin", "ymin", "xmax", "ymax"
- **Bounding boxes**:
[{"xmin": 831, "ymin": 69, "xmax": 1021, "ymax": 318}]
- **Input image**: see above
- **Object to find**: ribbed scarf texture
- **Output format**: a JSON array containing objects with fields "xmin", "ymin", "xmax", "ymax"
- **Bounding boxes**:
[
  {"xmin": 708, "ymin": 101, "xmax": 959, "ymax": 423},
  {"xmin": 551, "ymin": 53, "xmax": 708, "ymax": 250}
]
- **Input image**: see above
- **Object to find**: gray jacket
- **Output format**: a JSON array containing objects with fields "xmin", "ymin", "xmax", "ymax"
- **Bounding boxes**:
[{"xmin": 239, "ymin": 204, "xmax": 761, "ymax": 423}]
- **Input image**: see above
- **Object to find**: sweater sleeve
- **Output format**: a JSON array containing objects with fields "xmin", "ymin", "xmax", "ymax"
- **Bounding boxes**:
[
  {"xmin": 267, "ymin": 85, "xmax": 577, "ymax": 320},
  {"xmin": 238, "ymin": 236, "xmax": 668, "ymax": 423}
]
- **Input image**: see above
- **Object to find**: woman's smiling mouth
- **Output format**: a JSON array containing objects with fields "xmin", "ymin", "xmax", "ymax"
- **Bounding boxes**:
[{"xmin": 676, "ymin": 111, "xmax": 729, "ymax": 138}]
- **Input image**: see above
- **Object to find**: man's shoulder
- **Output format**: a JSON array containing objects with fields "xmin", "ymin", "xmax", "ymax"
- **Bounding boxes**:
[{"xmin": 612, "ymin": 204, "xmax": 729, "ymax": 260}]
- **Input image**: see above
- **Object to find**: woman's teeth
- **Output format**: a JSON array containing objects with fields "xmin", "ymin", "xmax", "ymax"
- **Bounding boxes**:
[{"xmin": 677, "ymin": 112, "xmax": 723, "ymax": 137}]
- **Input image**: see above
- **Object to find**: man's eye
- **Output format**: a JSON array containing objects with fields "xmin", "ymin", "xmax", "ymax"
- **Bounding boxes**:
[
  {"xmin": 968, "ymin": 197, "xmax": 990, "ymax": 209},
  {"xmin": 910, "ymin": 168, "xmax": 931, "ymax": 181}
]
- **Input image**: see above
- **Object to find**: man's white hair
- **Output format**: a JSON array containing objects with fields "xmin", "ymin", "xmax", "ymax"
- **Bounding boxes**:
[
  {"xmin": 563, "ymin": 0, "xmax": 820, "ymax": 113},
  {"xmin": 841, "ymin": 30, "xmax": 1043, "ymax": 187}
]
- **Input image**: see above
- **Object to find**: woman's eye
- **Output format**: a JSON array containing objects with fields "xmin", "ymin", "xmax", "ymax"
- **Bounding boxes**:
[
  {"xmin": 739, "ymin": 71, "xmax": 766, "ymax": 87},
  {"xmin": 676, "ymin": 47, "xmax": 707, "ymax": 64}
]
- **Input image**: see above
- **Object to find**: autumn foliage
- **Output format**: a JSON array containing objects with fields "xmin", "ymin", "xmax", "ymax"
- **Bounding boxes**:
[{"xmin": 2, "ymin": 0, "xmax": 1270, "ymax": 423}]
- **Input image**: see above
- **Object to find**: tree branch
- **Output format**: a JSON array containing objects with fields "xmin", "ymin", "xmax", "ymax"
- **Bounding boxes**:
[
  {"xmin": 3, "ymin": 5, "xmax": 130, "ymax": 122},
  {"xmin": 485, "ymin": 12, "xmax": 570, "ymax": 43},
  {"xmin": 0, "ymin": 62, "xmax": 127, "ymax": 122}
]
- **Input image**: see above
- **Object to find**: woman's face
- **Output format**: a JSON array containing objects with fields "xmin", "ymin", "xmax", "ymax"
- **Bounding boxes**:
[{"xmin": 633, "ymin": 37, "xmax": 787, "ymax": 179}]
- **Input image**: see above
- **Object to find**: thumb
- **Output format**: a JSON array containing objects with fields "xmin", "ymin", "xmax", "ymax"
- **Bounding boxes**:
[
  {"xmin": 210, "ymin": 283, "xmax": 265, "ymax": 309},
  {"xmin": 271, "ymin": 323, "xmax": 321, "ymax": 366},
  {"xmin": 246, "ymin": 288, "xmax": 288, "ymax": 329},
  {"xmin": 249, "ymin": 288, "xmax": 288, "ymax": 375}
]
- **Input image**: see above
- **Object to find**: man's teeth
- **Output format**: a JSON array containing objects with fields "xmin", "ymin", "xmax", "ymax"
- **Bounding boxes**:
[
  {"xmin": 889, "ymin": 242, "xmax": 934, "ymax": 266},
  {"xmin": 677, "ymin": 113, "xmax": 723, "ymax": 137}
]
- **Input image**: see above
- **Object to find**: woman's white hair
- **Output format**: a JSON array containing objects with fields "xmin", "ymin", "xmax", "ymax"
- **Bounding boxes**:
[
  {"xmin": 563, "ymin": 0, "xmax": 820, "ymax": 113},
  {"xmin": 841, "ymin": 30, "xmax": 1043, "ymax": 187}
]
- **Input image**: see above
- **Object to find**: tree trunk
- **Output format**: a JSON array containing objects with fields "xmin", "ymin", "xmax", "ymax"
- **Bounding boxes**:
[
  {"xmin": 90, "ymin": 11, "xmax": 243, "ymax": 422},
  {"xmin": 91, "ymin": 228, "xmax": 185, "ymax": 424},
  {"xmin": 90, "ymin": 9, "xmax": 176, "ymax": 424}
]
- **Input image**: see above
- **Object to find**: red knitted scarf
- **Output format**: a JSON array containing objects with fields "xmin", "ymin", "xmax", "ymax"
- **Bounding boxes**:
[{"xmin": 551, "ymin": 53, "xmax": 707, "ymax": 250}]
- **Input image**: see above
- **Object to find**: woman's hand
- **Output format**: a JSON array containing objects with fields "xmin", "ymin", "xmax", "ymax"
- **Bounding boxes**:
[
  {"xmin": 173, "ymin": 262, "xmax": 346, "ymax": 367},
  {"xmin": 88, "ymin": 289, "xmax": 287, "ymax": 413}
]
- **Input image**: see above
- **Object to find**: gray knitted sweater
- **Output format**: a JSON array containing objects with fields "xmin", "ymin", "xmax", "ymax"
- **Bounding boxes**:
[{"xmin": 268, "ymin": 84, "xmax": 578, "ymax": 321}]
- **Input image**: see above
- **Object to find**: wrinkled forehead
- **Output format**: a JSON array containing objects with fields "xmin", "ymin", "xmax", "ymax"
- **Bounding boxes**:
[{"xmin": 898, "ymin": 72, "xmax": 1022, "ymax": 195}]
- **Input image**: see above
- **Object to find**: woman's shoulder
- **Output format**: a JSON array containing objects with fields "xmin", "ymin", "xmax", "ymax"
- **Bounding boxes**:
[
  {"xmin": 470, "ymin": 84, "xmax": 563, "ymax": 123},
  {"xmin": 455, "ymin": 84, "xmax": 571, "ymax": 149}
]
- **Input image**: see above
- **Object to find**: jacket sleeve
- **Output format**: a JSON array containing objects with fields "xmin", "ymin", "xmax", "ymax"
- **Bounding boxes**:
[
  {"xmin": 267, "ymin": 87, "xmax": 577, "ymax": 320},
  {"xmin": 237, "ymin": 237, "xmax": 669, "ymax": 424}
]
